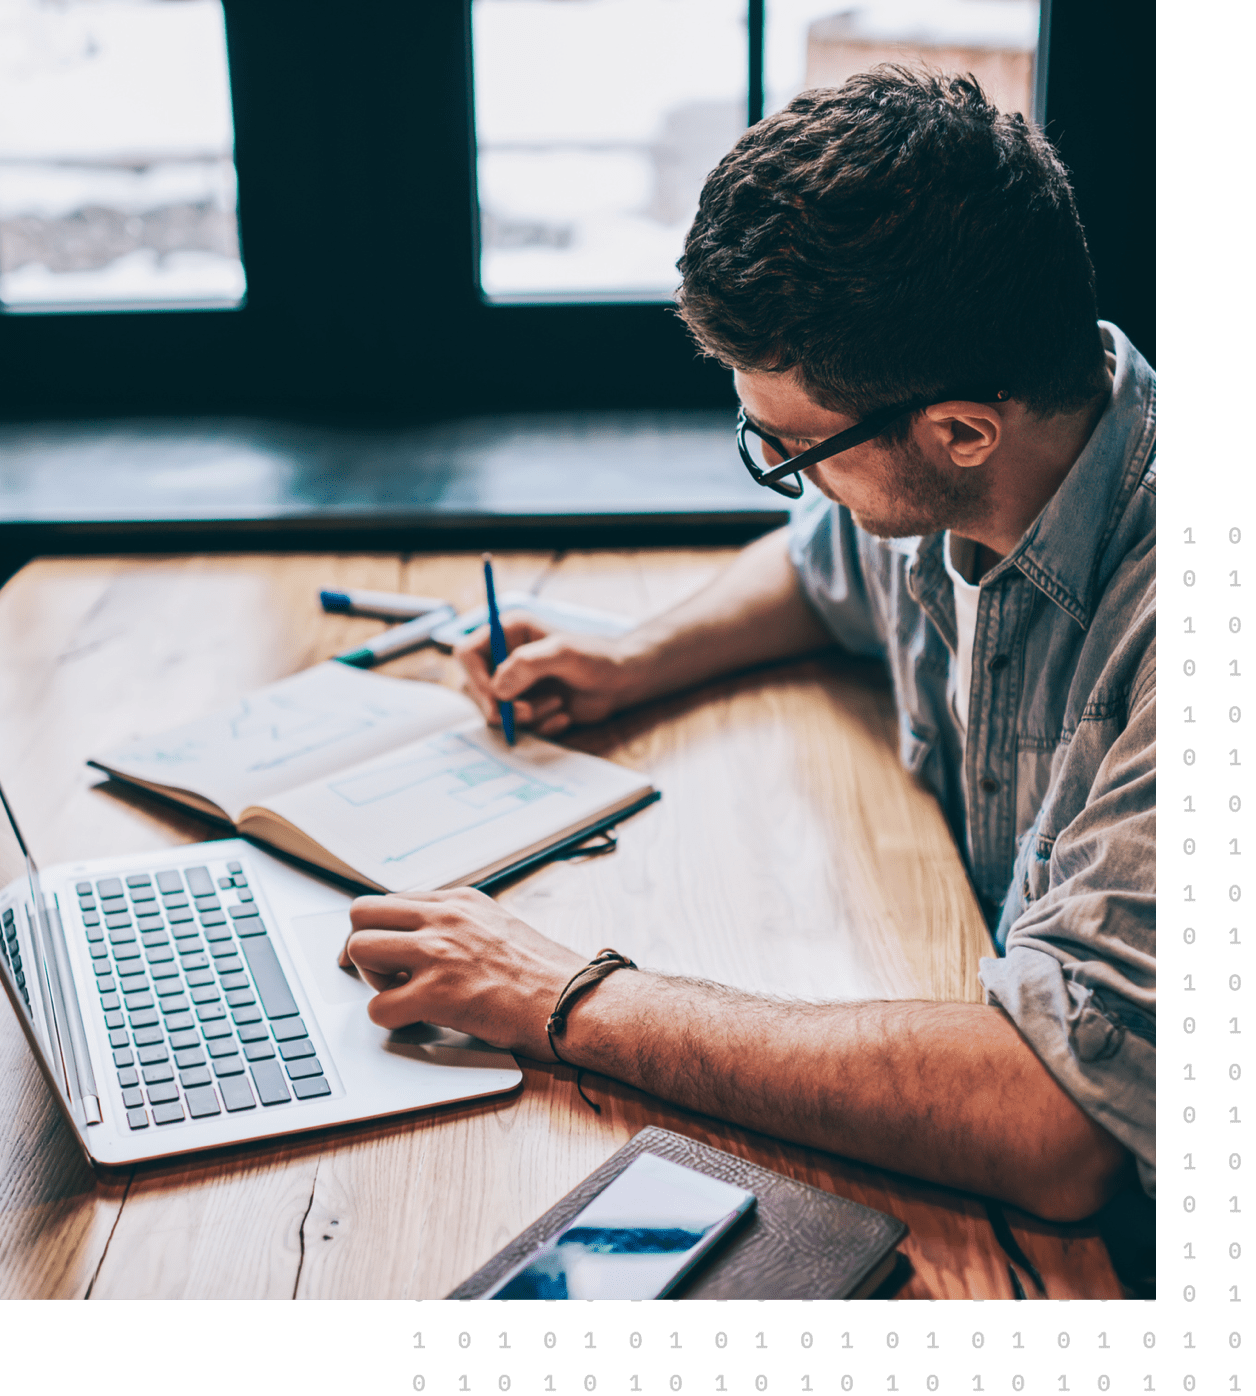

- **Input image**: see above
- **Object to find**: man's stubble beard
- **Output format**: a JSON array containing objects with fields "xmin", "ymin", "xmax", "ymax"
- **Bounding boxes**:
[{"xmin": 817, "ymin": 432, "xmax": 988, "ymax": 541}]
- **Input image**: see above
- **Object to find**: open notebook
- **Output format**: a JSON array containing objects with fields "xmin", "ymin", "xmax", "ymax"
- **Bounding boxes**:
[{"xmin": 89, "ymin": 664, "xmax": 658, "ymax": 892}]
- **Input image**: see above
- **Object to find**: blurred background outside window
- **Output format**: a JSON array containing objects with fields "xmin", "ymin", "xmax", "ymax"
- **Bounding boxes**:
[
  {"xmin": 0, "ymin": 0, "xmax": 245, "ymax": 312},
  {"xmin": 475, "ymin": 0, "xmax": 1039, "ymax": 304},
  {"xmin": 473, "ymin": 0, "xmax": 749, "ymax": 302}
]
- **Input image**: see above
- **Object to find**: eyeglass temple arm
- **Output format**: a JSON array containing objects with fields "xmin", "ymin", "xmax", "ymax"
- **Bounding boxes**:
[{"xmin": 757, "ymin": 388, "xmax": 1008, "ymax": 486}]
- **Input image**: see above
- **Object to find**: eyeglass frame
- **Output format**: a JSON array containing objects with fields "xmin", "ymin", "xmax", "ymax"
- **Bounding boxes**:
[{"xmin": 735, "ymin": 387, "xmax": 1010, "ymax": 499}]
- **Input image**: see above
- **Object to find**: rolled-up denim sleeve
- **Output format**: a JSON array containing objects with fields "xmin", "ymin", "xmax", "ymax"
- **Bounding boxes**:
[
  {"xmin": 788, "ymin": 492, "xmax": 886, "ymax": 658},
  {"xmin": 979, "ymin": 661, "xmax": 1156, "ymax": 1197}
]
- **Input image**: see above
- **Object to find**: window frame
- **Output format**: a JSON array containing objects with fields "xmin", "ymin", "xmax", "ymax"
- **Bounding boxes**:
[{"xmin": 0, "ymin": 0, "xmax": 1150, "ymax": 423}]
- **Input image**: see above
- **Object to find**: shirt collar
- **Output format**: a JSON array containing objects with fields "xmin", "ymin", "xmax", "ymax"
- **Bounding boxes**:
[{"xmin": 993, "ymin": 322, "xmax": 1156, "ymax": 628}]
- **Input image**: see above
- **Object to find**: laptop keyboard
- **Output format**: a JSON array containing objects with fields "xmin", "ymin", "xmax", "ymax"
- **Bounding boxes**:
[
  {"xmin": 1, "ymin": 905, "xmax": 31, "ymax": 1012},
  {"xmin": 77, "ymin": 859, "xmax": 332, "ymax": 1130}
]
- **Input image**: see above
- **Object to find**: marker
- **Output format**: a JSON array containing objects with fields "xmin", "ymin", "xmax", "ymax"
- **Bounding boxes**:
[
  {"xmin": 483, "ymin": 554, "xmax": 515, "ymax": 745},
  {"xmin": 321, "ymin": 588, "xmax": 450, "ymax": 620},
  {"xmin": 333, "ymin": 605, "xmax": 456, "ymax": 668}
]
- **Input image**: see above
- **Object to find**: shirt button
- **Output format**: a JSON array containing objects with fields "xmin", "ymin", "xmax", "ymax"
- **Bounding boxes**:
[
  {"xmin": 979, "ymin": 776, "xmax": 1001, "ymax": 794},
  {"xmin": 987, "ymin": 654, "xmax": 1010, "ymax": 672}
]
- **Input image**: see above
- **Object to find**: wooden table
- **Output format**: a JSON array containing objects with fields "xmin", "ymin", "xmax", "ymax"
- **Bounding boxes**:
[{"xmin": 0, "ymin": 549, "xmax": 1123, "ymax": 1300}]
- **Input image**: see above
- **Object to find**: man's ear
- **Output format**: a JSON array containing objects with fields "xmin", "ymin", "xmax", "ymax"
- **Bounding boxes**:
[{"xmin": 922, "ymin": 401, "xmax": 1002, "ymax": 468}]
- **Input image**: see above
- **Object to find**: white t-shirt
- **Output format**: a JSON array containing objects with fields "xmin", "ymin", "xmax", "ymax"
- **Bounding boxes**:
[{"xmin": 942, "ymin": 531, "xmax": 982, "ymax": 734}]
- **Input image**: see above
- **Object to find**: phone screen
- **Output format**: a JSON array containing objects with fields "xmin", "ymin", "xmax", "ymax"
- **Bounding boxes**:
[{"xmin": 486, "ymin": 1152, "xmax": 756, "ymax": 1300}]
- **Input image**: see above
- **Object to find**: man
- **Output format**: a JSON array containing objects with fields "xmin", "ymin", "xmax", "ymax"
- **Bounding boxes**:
[{"xmin": 342, "ymin": 69, "xmax": 1155, "ymax": 1230}]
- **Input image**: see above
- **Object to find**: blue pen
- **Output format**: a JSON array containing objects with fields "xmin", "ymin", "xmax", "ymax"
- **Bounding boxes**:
[{"xmin": 483, "ymin": 553, "xmax": 516, "ymax": 745}]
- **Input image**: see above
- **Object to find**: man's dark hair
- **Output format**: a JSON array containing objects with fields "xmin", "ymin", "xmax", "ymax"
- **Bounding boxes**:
[{"xmin": 676, "ymin": 66, "xmax": 1107, "ymax": 428}]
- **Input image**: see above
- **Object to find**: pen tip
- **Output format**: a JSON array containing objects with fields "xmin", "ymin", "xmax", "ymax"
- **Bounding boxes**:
[{"xmin": 482, "ymin": 552, "xmax": 492, "ymax": 564}]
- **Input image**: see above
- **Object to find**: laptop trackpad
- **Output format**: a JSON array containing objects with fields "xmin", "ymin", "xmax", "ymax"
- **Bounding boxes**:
[{"xmin": 287, "ymin": 910, "xmax": 374, "ymax": 1005}]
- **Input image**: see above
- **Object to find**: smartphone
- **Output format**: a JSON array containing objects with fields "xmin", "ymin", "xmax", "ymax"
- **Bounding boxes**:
[{"xmin": 485, "ymin": 1153, "xmax": 756, "ymax": 1300}]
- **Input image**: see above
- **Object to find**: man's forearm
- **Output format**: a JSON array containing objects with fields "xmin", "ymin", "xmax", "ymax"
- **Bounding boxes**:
[
  {"xmin": 559, "ymin": 970, "xmax": 1129, "ymax": 1222},
  {"xmin": 615, "ymin": 527, "xmax": 834, "ymax": 707}
]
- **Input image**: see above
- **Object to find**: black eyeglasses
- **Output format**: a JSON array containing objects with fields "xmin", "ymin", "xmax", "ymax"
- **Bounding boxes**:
[{"xmin": 736, "ymin": 388, "xmax": 1009, "ymax": 499}]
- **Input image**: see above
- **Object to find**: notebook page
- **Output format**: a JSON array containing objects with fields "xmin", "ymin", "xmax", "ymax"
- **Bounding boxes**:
[
  {"xmin": 94, "ymin": 664, "xmax": 479, "ymax": 821},
  {"xmin": 258, "ymin": 719, "xmax": 653, "ymax": 892}
]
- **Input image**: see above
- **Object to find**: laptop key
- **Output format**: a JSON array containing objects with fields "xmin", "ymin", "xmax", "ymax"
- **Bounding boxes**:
[
  {"xmin": 147, "ymin": 1081, "xmax": 179, "ymax": 1105},
  {"xmin": 226, "ymin": 989, "xmax": 255, "ymax": 1009},
  {"xmin": 160, "ymin": 996, "xmax": 191, "ymax": 1015},
  {"xmin": 134, "ymin": 1026, "xmax": 165, "ymax": 1047},
  {"xmin": 121, "ymin": 1086, "xmax": 144, "ymax": 1109},
  {"xmin": 183, "ymin": 867, "xmax": 214, "ymax": 897},
  {"xmin": 156, "ymin": 870, "xmax": 183, "ymax": 894},
  {"xmin": 185, "ymin": 1085, "xmax": 221, "ymax": 1118},
  {"xmin": 126, "ymin": 1107, "xmax": 149, "ymax": 1130},
  {"xmin": 279, "ymin": 1039, "xmax": 316, "ymax": 1061},
  {"xmin": 113, "ymin": 1048, "xmax": 134, "ymax": 1068},
  {"xmin": 292, "ymin": 1076, "xmax": 332, "ymax": 1101},
  {"xmin": 218, "ymin": 876, "xmax": 234, "ymax": 890},
  {"xmin": 105, "ymin": 1010, "xmax": 125, "ymax": 1030},
  {"xmin": 197, "ymin": 1002, "xmax": 227, "ymax": 1022},
  {"xmin": 96, "ymin": 878, "xmax": 123, "ymax": 898},
  {"xmin": 96, "ymin": 976, "xmax": 116, "ymax": 993},
  {"xmin": 108, "ymin": 1028, "xmax": 130, "ymax": 1048},
  {"xmin": 138, "ymin": 1043, "xmax": 168, "ymax": 1065},
  {"xmin": 143, "ymin": 1062, "xmax": 174, "ymax": 1085},
  {"xmin": 200, "ymin": 1018, "xmax": 234, "ymax": 1040},
  {"xmin": 190, "ymin": 986, "xmax": 221, "ymax": 1005},
  {"xmin": 170, "ymin": 1029, "xmax": 200, "ymax": 1050},
  {"xmin": 244, "ymin": 1040, "xmax": 275, "ymax": 1061},
  {"xmin": 100, "ymin": 993, "xmax": 120, "ymax": 1011},
  {"xmin": 272, "ymin": 1017, "xmax": 308, "ymax": 1042},
  {"xmin": 150, "ymin": 961, "xmax": 180, "ymax": 981},
  {"xmin": 124, "ymin": 991, "xmax": 154, "ymax": 1012},
  {"xmin": 219, "ymin": 971, "xmax": 249, "ymax": 990},
  {"xmin": 237, "ymin": 1021, "xmax": 270, "ymax": 1043},
  {"xmin": 76, "ymin": 881, "xmax": 93, "ymax": 895},
  {"xmin": 206, "ymin": 1037, "xmax": 240, "ymax": 1058},
  {"xmin": 130, "ymin": 1010, "xmax": 160, "ymax": 1029},
  {"xmin": 152, "ymin": 1101, "xmax": 185, "ymax": 1125},
  {"xmin": 234, "ymin": 917, "xmax": 266, "ymax": 939},
  {"xmin": 154, "ymin": 978, "xmax": 185, "ymax": 996},
  {"xmin": 175, "ymin": 1047, "xmax": 206, "ymax": 1069},
  {"xmin": 213, "ymin": 1055, "xmax": 245, "ymax": 1077},
  {"xmin": 125, "ymin": 874, "xmax": 151, "ymax": 889},
  {"xmin": 165, "ymin": 1012, "xmax": 195, "ymax": 1032},
  {"xmin": 180, "ymin": 951, "xmax": 209, "ymax": 971},
  {"xmin": 180, "ymin": 1066, "xmax": 212, "ymax": 1088},
  {"xmin": 215, "ymin": 956, "xmax": 245, "ymax": 975},
  {"xmin": 226, "ymin": 860, "xmax": 243, "ymax": 873},
  {"xmin": 89, "ymin": 943, "xmax": 110, "ymax": 961},
  {"xmin": 232, "ymin": 1006, "xmax": 262, "ymax": 1026},
  {"xmin": 219, "ymin": 1074, "xmax": 256, "ymax": 1112},
  {"xmin": 286, "ymin": 1057, "xmax": 324, "ymax": 1081},
  {"xmin": 185, "ymin": 969, "xmax": 215, "ymax": 989},
  {"xmin": 111, "ymin": 944, "xmax": 141, "ymax": 962},
  {"xmin": 203, "ymin": 924, "xmax": 233, "ymax": 942},
  {"xmin": 240, "ymin": 937, "xmax": 298, "ymax": 1019},
  {"xmin": 250, "ymin": 1060, "xmax": 291, "ymax": 1105}
]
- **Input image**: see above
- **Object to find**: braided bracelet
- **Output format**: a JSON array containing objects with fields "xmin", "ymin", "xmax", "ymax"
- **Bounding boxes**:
[{"xmin": 545, "ymin": 948, "xmax": 637, "ymax": 1113}]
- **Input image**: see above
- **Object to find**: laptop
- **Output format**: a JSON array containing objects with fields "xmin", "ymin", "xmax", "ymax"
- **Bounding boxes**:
[{"xmin": 0, "ymin": 781, "xmax": 521, "ymax": 1168}]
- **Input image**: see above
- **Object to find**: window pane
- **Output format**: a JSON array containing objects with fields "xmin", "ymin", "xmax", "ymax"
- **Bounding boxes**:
[
  {"xmin": 473, "ymin": 0, "xmax": 747, "ymax": 303},
  {"xmin": 766, "ymin": 0, "xmax": 1040, "ymax": 119},
  {"xmin": 0, "ymin": 0, "xmax": 245, "ymax": 312}
]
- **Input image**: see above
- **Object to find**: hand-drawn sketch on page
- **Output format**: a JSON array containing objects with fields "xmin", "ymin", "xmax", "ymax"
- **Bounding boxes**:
[
  {"xmin": 263, "ymin": 724, "xmax": 652, "ymax": 891},
  {"xmin": 96, "ymin": 664, "xmax": 478, "ymax": 820}
]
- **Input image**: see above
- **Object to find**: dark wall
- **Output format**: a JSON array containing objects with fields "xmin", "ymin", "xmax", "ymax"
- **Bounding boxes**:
[
  {"xmin": 0, "ymin": 0, "xmax": 1153, "ymax": 420},
  {"xmin": 1043, "ymin": 0, "xmax": 1156, "ymax": 366}
]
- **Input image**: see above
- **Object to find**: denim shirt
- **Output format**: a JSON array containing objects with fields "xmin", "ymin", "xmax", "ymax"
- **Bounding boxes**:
[{"xmin": 789, "ymin": 323, "xmax": 1156, "ymax": 1197}]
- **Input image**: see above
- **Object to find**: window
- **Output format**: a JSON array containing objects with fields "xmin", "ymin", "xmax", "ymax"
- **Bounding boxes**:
[
  {"xmin": 472, "ymin": 0, "xmax": 749, "ymax": 303},
  {"xmin": 765, "ymin": 0, "xmax": 1040, "ymax": 119},
  {"xmin": 0, "ymin": 0, "xmax": 245, "ymax": 312},
  {"xmin": 472, "ymin": 0, "xmax": 1041, "ymax": 305}
]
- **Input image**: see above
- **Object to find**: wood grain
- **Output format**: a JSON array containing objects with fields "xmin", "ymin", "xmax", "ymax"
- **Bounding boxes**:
[{"xmin": 0, "ymin": 549, "xmax": 1121, "ymax": 1300}]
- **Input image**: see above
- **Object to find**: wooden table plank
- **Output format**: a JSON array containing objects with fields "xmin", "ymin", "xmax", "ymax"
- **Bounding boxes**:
[{"xmin": 0, "ymin": 550, "xmax": 1122, "ymax": 1300}]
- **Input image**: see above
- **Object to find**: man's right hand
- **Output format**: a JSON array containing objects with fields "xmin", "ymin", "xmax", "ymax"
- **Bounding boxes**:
[{"xmin": 455, "ymin": 616, "xmax": 641, "ymax": 737}]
